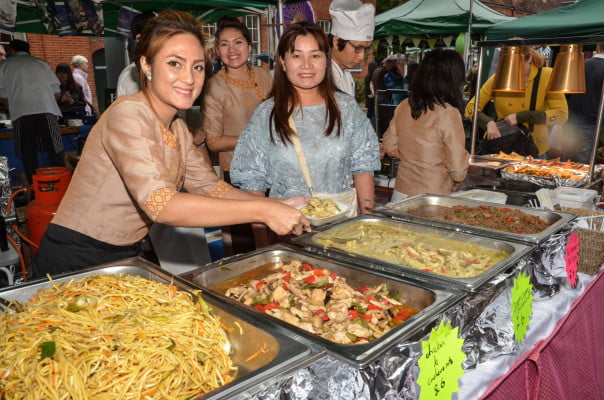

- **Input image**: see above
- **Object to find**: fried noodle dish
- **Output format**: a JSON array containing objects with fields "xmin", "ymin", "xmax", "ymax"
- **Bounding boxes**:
[{"xmin": 0, "ymin": 274, "xmax": 235, "ymax": 400}]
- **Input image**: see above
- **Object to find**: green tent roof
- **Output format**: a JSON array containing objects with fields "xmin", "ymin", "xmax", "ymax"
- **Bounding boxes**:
[
  {"xmin": 375, "ymin": 0, "xmax": 514, "ymax": 38},
  {"xmin": 487, "ymin": 0, "xmax": 604, "ymax": 40},
  {"xmin": 10, "ymin": 0, "xmax": 273, "ymax": 36}
]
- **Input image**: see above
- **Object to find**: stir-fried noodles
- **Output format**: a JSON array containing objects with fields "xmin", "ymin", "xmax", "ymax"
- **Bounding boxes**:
[{"xmin": 0, "ymin": 274, "xmax": 235, "ymax": 400}]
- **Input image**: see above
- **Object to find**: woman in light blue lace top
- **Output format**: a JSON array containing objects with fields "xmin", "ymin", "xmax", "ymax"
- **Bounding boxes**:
[{"xmin": 231, "ymin": 22, "xmax": 380, "ymax": 215}]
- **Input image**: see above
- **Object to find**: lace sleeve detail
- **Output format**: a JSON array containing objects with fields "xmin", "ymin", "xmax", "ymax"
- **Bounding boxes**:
[
  {"xmin": 209, "ymin": 181, "xmax": 234, "ymax": 198},
  {"xmin": 144, "ymin": 187, "xmax": 177, "ymax": 220}
]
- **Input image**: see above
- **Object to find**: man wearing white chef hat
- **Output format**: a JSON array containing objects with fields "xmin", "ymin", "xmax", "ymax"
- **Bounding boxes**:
[{"xmin": 329, "ymin": 0, "xmax": 375, "ymax": 97}]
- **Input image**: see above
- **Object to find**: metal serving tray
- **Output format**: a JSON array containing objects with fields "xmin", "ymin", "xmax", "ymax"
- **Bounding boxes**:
[
  {"xmin": 0, "ymin": 258, "xmax": 323, "ymax": 400},
  {"xmin": 292, "ymin": 216, "xmax": 533, "ymax": 293},
  {"xmin": 181, "ymin": 244, "xmax": 464, "ymax": 369},
  {"xmin": 376, "ymin": 194, "xmax": 576, "ymax": 244},
  {"xmin": 469, "ymin": 155, "xmax": 517, "ymax": 170}
]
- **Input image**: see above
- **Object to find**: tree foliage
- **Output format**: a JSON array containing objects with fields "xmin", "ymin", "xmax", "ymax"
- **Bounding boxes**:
[{"xmin": 376, "ymin": 0, "xmax": 409, "ymax": 15}]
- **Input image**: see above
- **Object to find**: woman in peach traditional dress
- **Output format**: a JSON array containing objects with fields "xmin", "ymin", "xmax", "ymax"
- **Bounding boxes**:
[
  {"xmin": 34, "ymin": 11, "xmax": 309, "ymax": 278},
  {"xmin": 203, "ymin": 16, "xmax": 273, "ymax": 253}
]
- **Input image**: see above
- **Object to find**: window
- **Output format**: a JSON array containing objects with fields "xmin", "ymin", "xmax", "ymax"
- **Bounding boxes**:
[
  {"xmin": 317, "ymin": 20, "xmax": 331, "ymax": 35},
  {"xmin": 244, "ymin": 15, "xmax": 261, "ymax": 65},
  {"xmin": 201, "ymin": 22, "xmax": 217, "ymax": 43}
]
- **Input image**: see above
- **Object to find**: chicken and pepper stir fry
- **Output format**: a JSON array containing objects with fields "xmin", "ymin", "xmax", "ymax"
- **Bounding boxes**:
[{"xmin": 223, "ymin": 260, "xmax": 419, "ymax": 344}]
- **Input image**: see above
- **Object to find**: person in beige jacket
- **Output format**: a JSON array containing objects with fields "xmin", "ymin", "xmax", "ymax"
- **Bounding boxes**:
[{"xmin": 383, "ymin": 49, "xmax": 469, "ymax": 201}]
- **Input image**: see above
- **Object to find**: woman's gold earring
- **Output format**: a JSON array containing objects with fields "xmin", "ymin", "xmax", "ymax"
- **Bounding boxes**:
[
  {"xmin": 146, "ymin": 73, "xmax": 152, "ymax": 82},
  {"xmin": 283, "ymin": 67, "xmax": 286, "ymax": 72}
]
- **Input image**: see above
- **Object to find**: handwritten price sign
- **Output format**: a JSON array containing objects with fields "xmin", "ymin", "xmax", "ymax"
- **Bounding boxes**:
[
  {"xmin": 564, "ymin": 231, "xmax": 579, "ymax": 287},
  {"xmin": 511, "ymin": 272, "xmax": 534, "ymax": 344},
  {"xmin": 417, "ymin": 321, "xmax": 466, "ymax": 400}
]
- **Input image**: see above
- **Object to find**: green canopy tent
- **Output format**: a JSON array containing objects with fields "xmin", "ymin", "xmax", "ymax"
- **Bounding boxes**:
[
  {"xmin": 375, "ymin": 0, "xmax": 514, "ymax": 38},
  {"xmin": 486, "ymin": 0, "xmax": 604, "ymax": 40},
  {"xmin": 3, "ymin": 0, "xmax": 274, "ymax": 36}
]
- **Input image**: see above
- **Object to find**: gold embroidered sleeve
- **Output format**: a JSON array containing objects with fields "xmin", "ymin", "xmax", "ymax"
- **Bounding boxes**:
[
  {"xmin": 206, "ymin": 136, "xmax": 222, "ymax": 145},
  {"xmin": 209, "ymin": 181, "xmax": 234, "ymax": 198},
  {"xmin": 144, "ymin": 187, "xmax": 177, "ymax": 220}
]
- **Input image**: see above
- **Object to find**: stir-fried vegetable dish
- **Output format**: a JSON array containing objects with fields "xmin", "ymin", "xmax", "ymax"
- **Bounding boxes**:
[{"xmin": 407, "ymin": 204, "xmax": 550, "ymax": 234}]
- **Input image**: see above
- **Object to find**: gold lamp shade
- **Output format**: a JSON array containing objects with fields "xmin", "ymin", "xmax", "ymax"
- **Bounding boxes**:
[
  {"xmin": 548, "ymin": 44, "xmax": 586, "ymax": 93},
  {"xmin": 492, "ymin": 46, "xmax": 526, "ymax": 92}
]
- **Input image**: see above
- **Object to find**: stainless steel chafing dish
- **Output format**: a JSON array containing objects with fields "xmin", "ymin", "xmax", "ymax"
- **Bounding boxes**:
[
  {"xmin": 0, "ymin": 258, "xmax": 323, "ymax": 400},
  {"xmin": 469, "ymin": 155, "xmax": 517, "ymax": 171},
  {"xmin": 292, "ymin": 216, "xmax": 533, "ymax": 293},
  {"xmin": 375, "ymin": 194, "xmax": 576, "ymax": 244},
  {"xmin": 181, "ymin": 244, "xmax": 464, "ymax": 369}
]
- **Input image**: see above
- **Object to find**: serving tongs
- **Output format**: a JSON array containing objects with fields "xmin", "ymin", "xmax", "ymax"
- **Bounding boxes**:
[{"xmin": 0, "ymin": 296, "xmax": 25, "ymax": 313}]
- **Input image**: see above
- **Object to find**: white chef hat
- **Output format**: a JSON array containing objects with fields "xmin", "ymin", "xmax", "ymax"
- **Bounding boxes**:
[{"xmin": 330, "ymin": 0, "xmax": 375, "ymax": 42}]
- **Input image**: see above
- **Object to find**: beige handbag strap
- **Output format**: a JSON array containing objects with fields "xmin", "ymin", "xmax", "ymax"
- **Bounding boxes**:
[{"xmin": 289, "ymin": 115, "xmax": 315, "ymax": 196}]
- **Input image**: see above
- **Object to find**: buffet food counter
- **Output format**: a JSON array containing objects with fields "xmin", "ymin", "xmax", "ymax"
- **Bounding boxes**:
[{"xmin": 1, "ymin": 193, "xmax": 600, "ymax": 400}]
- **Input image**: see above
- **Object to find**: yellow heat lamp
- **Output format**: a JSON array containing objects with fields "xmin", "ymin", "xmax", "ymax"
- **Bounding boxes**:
[
  {"xmin": 492, "ymin": 46, "xmax": 526, "ymax": 92},
  {"xmin": 548, "ymin": 44, "xmax": 586, "ymax": 93}
]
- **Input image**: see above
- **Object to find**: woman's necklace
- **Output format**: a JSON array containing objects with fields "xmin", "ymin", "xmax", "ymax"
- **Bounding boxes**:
[{"xmin": 222, "ymin": 65, "xmax": 265, "ymax": 101}]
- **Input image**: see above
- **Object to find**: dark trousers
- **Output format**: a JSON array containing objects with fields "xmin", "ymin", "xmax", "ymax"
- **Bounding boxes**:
[
  {"xmin": 33, "ymin": 224, "xmax": 157, "ymax": 279},
  {"xmin": 14, "ymin": 113, "xmax": 65, "ymax": 184},
  {"xmin": 222, "ymin": 171, "xmax": 256, "ymax": 255}
]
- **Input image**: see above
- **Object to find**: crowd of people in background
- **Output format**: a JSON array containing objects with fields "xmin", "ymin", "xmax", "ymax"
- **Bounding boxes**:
[{"xmin": 0, "ymin": 0, "xmax": 603, "ymax": 277}]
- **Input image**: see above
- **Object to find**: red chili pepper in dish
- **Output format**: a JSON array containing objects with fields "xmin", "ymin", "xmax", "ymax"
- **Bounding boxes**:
[
  {"xmin": 301, "ymin": 263, "xmax": 313, "ymax": 271},
  {"xmin": 303, "ymin": 275, "xmax": 316, "ymax": 284},
  {"xmin": 313, "ymin": 309, "xmax": 326, "ymax": 316},
  {"xmin": 263, "ymin": 302, "xmax": 280, "ymax": 310},
  {"xmin": 254, "ymin": 281, "xmax": 267, "ymax": 291},
  {"xmin": 348, "ymin": 310, "xmax": 360, "ymax": 319},
  {"xmin": 367, "ymin": 304, "xmax": 382, "ymax": 311}
]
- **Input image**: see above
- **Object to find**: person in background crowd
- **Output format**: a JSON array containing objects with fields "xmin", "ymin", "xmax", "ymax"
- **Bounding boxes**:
[
  {"xmin": 33, "ymin": 11, "xmax": 310, "ymax": 278},
  {"xmin": 55, "ymin": 62, "xmax": 86, "ymax": 117},
  {"xmin": 328, "ymin": 0, "xmax": 375, "ymax": 97},
  {"xmin": 203, "ymin": 15, "xmax": 273, "ymax": 254},
  {"xmin": 0, "ymin": 39, "xmax": 65, "ymax": 185},
  {"xmin": 0, "ymin": 45, "xmax": 8, "ymax": 115},
  {"xmin": 230, "ymin": 22, "xmax": 380, "ymax": 230},
  {"xmin": 71, "ymin": 55, "xmax": 94, "ymax": 116},
  {"xmin": 371, "ymin": 56, "xmax": 397, "ymax": 105},
  {"xmin": 383, "ymin": 48, "xmax": 469, "ymax": 201},
  {"xmin": 465, "ymin": 45, "xmax": 568, "ymax": 157},
  {"xmin": 463, "ymin": 62, "xmax": 478, "ymax": 96},
  {"xmin": 364, "ymin": 59, "xmax": 378, "ymax": 126},
  {"xmin": 403, "ymin": 61, "xmax": 419, "ymax": 90},
  {"xmin": 567, "ymin": 43, "xmax": 604, "ymax": 164},
  {"xmin": 116, "ymin": 10, "xmax": 157, "ymax": 96}
]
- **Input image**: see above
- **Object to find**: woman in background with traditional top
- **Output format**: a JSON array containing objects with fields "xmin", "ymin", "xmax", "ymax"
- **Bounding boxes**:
[
  {"xmin": 202, "ymin": 16, "xmax": 273, "ymax": 254},
  {"xmin": 382, "ymin": 48, "xmax": 469, "ymax": 201},
  {"xmin": 230, "ymin": 22, "xmax": 380, "ymax": 222}
]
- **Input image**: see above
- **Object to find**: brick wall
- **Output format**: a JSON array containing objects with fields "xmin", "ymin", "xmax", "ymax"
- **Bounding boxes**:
[{"xmin": 26, "ymin": 34, "xmax": 104, "ymax": 111}]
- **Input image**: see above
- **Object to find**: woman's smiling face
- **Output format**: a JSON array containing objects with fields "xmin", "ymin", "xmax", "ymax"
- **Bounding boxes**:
[
  {"xmin": 141, "ymin": 32, "xmax": 206, "ymax": 117},
  {"xmin": 280, "ymin": 34, "xmax": 327, "ymax": 95},
  {"xmin": 217, "ymin": 27, "xmax": 251, "ymax": 71}
]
